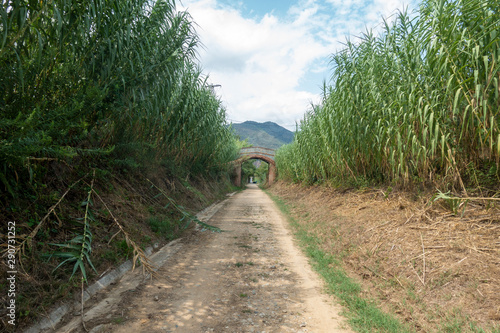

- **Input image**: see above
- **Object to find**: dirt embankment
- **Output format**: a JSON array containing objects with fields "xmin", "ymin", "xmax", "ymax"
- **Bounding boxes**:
[
  {"xmin": 0, "ymin": 168, "xmax": 234, "ymax": 332},
  {"xmin": 269, "ymin": 181, "xmax": 500, "ymax": 332}
]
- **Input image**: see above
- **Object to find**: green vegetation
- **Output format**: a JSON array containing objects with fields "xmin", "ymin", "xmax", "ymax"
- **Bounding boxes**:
[
  {"xmin": 0, "ymin": 0, "xmax": 238, "ymax": 201},
  {"xmin": 266, "ymin": 191, "xmax": 411, "ymax": 333},
  {"xmin": 0, "ymin": 1, "xmax": 238, "ymax": 329},
  {"xmin": 241, "ymin": 159, "xmax": 257, "ymax": 184},
  {"xmin": 276, "ymin": 0, "xmax": 500, "ymax": 192},
  {"xmin": 147, "ymin": 216, "xmax": 177, "ymax": 240},
  {"xmin": 255, "ymin": 162, "xmax": 269, "ymax": 183},
  {"xmin": 240, "ymin": 160, "xmax": 270, "ymax": 185},
  {"xmin": 1, "ymin": 0, "xmax": 235, "ymax": 253},
  {"xmin": 47, "ymin": 180, "xmax": 97, "ymax": 281}
]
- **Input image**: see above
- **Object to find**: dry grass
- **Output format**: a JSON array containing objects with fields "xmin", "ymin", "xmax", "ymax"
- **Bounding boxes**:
[{"xmin": 270, "ymin": 181, "xmax": 500, "ymax": 332}]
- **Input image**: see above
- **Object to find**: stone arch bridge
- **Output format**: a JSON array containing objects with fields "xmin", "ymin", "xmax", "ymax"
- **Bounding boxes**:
[{"xmin": 233, "ymin": 147, "xmax": 276, "ymax": 186}]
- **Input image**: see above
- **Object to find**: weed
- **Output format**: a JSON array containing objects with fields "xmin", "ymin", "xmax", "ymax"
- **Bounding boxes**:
[
  {"xmin": 112, "ymin": 316, "xmax": 126, "ymax": 325},
  {"xmin": 46, "ymin": 181, "xmax": 97, "ymax": 283},
  {"xmin": 102, "ymin": 249, "xmax": 121, "ymax": 264},
  {"xmin": 147, "ymin": 216, "xmax": 177, "ymax": 240}
]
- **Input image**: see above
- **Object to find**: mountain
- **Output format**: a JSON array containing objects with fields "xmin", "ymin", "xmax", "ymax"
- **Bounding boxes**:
[{"xmin": 232, "ymin": 121, "xmax": 294, "ymax": 149}]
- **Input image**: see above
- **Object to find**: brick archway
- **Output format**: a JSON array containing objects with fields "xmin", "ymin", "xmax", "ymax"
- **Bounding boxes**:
[{"xmin": 233, "ymin": 154, "xmax": 276, "ymax": 187}]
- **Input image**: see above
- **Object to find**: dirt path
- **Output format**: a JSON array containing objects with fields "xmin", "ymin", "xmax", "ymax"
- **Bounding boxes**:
[{"xmin": 55, "ymin": 185, "xmax": 352, "ymax": 333}]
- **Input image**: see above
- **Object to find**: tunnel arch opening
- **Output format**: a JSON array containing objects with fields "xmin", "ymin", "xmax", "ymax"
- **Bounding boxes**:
[{"xmin": 233, "ymin": 148, "xmax": 276, "ymax": 187}]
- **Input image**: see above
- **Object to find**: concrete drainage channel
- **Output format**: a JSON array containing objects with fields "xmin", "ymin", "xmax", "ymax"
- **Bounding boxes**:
[{"xmin": 24, "ymin": 196, "xmax": 232, "ymax": 333}]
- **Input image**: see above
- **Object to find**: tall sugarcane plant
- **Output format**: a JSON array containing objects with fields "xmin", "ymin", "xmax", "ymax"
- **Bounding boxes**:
[
  {"xmin": 276, "ymin": 0, "xmax": 500, "ymax": 191},
  {"xmin": 0, "ymin": 0, "xmax": 238, "ymax": 197}
]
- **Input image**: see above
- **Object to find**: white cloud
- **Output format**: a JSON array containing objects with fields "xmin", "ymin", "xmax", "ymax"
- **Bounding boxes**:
[{"xmin": 178, "ymin": 0, "xmax": 418, "ymax": 129}]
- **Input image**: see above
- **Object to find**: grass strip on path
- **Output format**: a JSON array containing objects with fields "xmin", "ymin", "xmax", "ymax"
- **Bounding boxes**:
[{"xmin": 266, "ymin": 190, "xmax": 412, "ymax": 333}]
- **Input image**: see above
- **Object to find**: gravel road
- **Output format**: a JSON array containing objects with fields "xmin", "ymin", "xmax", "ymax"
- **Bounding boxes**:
[{"xmin": 54, "ymin": 184, "xmax": 352, "ymax": 333}]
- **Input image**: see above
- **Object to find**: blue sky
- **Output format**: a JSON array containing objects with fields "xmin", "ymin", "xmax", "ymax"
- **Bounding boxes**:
[
  {"xmin": 178, "ymin": 0, "xmax": 419, "ymax": 130},
  {"xmin": 217, "ymin": 0, "xmax": 291, "ymax": 18}
]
